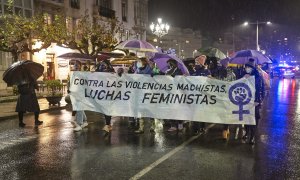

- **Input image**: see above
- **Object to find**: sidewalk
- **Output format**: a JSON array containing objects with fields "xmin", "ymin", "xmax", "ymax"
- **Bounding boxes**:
[{"xmin": 0, "ymin": 97, "xmax": 68, "ymax": 121}]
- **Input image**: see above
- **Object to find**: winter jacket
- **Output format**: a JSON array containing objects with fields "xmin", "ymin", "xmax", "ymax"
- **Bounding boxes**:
[
  {"xmin": 165, "ymin": 67, "xmax": 183, "ymax": 77},
  {"xmin": 192, "ymin": 65, "xmax": 211, "ymax": 77},
  {"xmin": 15, "ymin": 82, "xmax": 40, "ymax": 112},
  {"xmin": 135, "ymin": 65, "xmax": 152, "ymax": 75},
  {"xmin": 244, "ymin": 69, "xmax": 265, "ymax": 103}
]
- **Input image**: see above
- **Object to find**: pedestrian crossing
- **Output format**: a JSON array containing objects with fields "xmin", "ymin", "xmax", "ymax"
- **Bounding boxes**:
[{"xmin": 0, "ymin": 129, "xmax": 38, "ymax": 150}]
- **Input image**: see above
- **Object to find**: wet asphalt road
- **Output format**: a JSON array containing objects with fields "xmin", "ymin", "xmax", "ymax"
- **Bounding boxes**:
[{"xmin": 0, "ymin": 78, "xmax": 299, "ymax": 180}]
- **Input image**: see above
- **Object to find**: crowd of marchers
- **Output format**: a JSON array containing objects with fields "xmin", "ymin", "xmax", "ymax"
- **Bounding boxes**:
[{"xmin": 15, "ymin": 54, "xmax": 266, "ymax": 145}]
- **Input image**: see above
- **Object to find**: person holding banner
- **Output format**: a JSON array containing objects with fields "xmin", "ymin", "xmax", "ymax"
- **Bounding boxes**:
[
  {"xmin": 242, "ymin": 59, "xmax": 265, "ymax": 145},
  {"xmin": 71, "ymin": 61, "xmax": 89, "ymax": 131},
  {"xmin": 134, "ymin": 57, "xmax": 156, "ymax": 134},
  {"xmin": 165, "ymin": 59, "xmax": 185, "ymax": 132},
  {"xmin": 219, "ymin": 63, "xmax": 236, "ymax": 140},
  {"xmin": 191, "ymin": 55, "xmax": 212, "ymax": 135},
  {"xmin": 95, "ymin": 59, "xmax": 116, "ymax": 133}
]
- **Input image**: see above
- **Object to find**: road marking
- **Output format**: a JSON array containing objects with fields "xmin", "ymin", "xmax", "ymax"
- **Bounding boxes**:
[
  {"xmin": 10, "ymin": 139, "xmax": 24, "ymax": 143},
  {"xmin": 0, "ymin": 135, "xmax": 38, "ymax": 151},
  {"xmin": 129, "ymin": 124, "xmax": 215, "ymax": 180},
  {"xmin": 1, "ymin": 142, "xmax": 14, "ymax": 145}
]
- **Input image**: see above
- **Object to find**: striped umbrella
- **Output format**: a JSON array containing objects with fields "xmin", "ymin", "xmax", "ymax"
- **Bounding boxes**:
[{"xmin": 116, "ymin": 39, "xmax": 158, "ymax": 52}]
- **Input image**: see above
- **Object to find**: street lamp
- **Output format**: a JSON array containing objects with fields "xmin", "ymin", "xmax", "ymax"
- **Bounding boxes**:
[
  {"xmin": 243, "ymin": 21, "xmax": 272, "ymax": 51},
  {"xmin": 193, "ymin": 50, "xmax": 198, "ymax": 58},
  {"xmin": 150, "ymin": 18, "xmax": 170, "ymax": 38}
]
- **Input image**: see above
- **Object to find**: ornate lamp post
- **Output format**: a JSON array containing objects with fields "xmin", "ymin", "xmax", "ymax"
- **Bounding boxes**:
[
  {"xmin": 150, "ymin": 18, "xmax": 170, "ymax": 38},
  {"xmin": 150, "ymin": 18, "xmax": 170, "ymax": 48},
  {"xmin": 243, "ymin": 21, "xmax": 272, "ymax": 51}
]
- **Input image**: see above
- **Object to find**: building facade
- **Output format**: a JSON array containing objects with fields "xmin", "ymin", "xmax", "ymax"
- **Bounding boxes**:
[
  {"xmin": 147, "ymin": 27, "xmax": 202, "ymax": 59},
  {"xmin": 0, "ymin": 0, "xmax": 34, "ymax": 89},
  {"xmin": 33, "ymin": 0, "xmax": 149, "ymax": 81},
  {"xmin": 0, "ymin": 0, "xmax": 148, "ymax": 89}
]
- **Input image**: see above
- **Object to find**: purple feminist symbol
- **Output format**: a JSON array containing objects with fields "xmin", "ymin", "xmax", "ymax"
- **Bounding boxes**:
[{"xmin": 229, "ymin": 83, "xmax": 252, "ymax": 121}]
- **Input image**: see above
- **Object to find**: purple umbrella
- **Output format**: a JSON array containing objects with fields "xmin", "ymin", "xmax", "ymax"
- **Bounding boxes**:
[
  {"xmin": 220, "ymin": 57, "xmax": 230, "ymax": 67},
  {"xmin": 150, "ymin": 53, "xmax": 190, "ymax": 75},
  {"xmin": 116, "ymin": 39, "xmax": 158, "ymax": 52},
  {"xmin": 229, "ymin": 50, "xmax": 272, "ymax": 65}
]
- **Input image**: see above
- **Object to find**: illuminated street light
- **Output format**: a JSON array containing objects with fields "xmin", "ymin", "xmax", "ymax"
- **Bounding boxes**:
[
  {"xmin": 193, "ymin": 50, "xmax": 198, "ymax": 57},
  {"xmin": 243, "ymin": 21, "xmax": 272, "ymax": 51},
  {"xmin": 150, "ymin": 18, "xmax": 170, "ymax": 38}
]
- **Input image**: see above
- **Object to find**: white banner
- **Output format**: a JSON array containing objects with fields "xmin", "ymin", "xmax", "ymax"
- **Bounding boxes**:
[{"xmin": 70, "ymin": 72, "xmax": 256, "ymax": 125}]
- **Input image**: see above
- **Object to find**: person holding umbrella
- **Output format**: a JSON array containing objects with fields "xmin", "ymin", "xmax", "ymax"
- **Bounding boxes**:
[
  {"xmin": 16, "ymin": 76, "xmax": 43, "ymax": 127},
  {"xmin": 2, "ymin": 60, "xmax": 45, "ymax": 128},
  {"xmin": 242, "ymin": 58, "xmax": 265, "ymax": 145}
]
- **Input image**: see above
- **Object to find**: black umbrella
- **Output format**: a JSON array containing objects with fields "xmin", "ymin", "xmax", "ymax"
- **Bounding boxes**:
[
  {"xmin": 2, "ymin": 60, "xmax": 44, "ymax": 86},
  {"xmin": 198, "ymin": 47, "xmax": 227, "ymax": 59}
]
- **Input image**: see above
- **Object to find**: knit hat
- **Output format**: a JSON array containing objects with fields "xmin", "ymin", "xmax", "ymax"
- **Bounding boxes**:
[{"xmin": 195, "ymin": 55, "xmax": 207, "ymax": 66}]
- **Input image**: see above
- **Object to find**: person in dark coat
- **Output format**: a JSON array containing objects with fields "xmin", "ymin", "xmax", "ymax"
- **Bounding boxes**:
[
  {"xmin": 219, "ymin": 63, "xmax": 236, "ymax": 140},
  {"xmin": 16, "ymin": 77, "xmax": 43, "ymax": 127},
  {"xmin": 242, "ymin": 58, "xmax": 265, "ymax": 145},
  {"xmin": 165, "ymin": 58, "xmax": 183, "ymax": 77},
  {"xmin": 95, "ymin": 59, "xmax": 115, "ymax": 133},
  {"xmin": 191, "ymin": 55, "xmax": 212, "ymax": 135},
  {"xmin": 165, "ymin": 59, "xmax": 185, "ymax": 132}
]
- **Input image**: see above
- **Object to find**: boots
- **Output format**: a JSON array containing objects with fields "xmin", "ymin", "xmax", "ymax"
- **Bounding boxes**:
[
  {"xmin": 18, "ymin": 112, "xmax": 25, "ymax": 127},
  {"xmin": 249, "ymin": 136, "xmax": 255, "ymax": 145},
  {"xmin": 150, "ymin": 120, "xmax": 155, "ymax": 133},
  {"xmin": 222, "ymin": 129, "xmax": 230, "ymax": 140},
  {"xmin": 134, "ymin": 119, "xmax": 144, "ymax": 134},
  {"xmin": 102, "ymin": 125, "xmax": 112, "ymax": 133},
  {"xmin": 34, "ymin": 112, "xmax": 43, "ymax": 126}
]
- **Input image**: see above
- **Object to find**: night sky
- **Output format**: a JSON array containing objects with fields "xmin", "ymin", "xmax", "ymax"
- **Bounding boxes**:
[{"xmin": 148, "ymin": 0, "xmax": 300, "ymax": 36}]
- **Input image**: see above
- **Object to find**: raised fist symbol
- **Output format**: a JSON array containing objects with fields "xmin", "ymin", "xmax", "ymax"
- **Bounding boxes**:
[{"xmin": 233, "ymin": 87, "xmax": 247, "ymax": 102}]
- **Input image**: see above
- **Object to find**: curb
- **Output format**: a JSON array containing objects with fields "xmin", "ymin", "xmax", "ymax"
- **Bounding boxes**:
[
  {"xmin": 0, "ymin": 105, "xmax": 68, "ymax": 121},
  {"xmin": 0, "ymin": 95, "xmax": 49, "ymax": 103}
]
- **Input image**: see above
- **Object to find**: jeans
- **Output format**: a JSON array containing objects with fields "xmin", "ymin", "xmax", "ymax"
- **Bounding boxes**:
[{"xmin": 75, "ymin": 111, "xmax": 87, "ymax": 125}]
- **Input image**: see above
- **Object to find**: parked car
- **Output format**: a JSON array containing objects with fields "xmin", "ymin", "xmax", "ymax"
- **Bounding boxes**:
[
  {"xmin": 282, "ymin": 70, "xmax": 295, "ymax": 79},
  {"xmin": 270, "ymin": 66, "xmax": 296, "ymax": 79}
]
